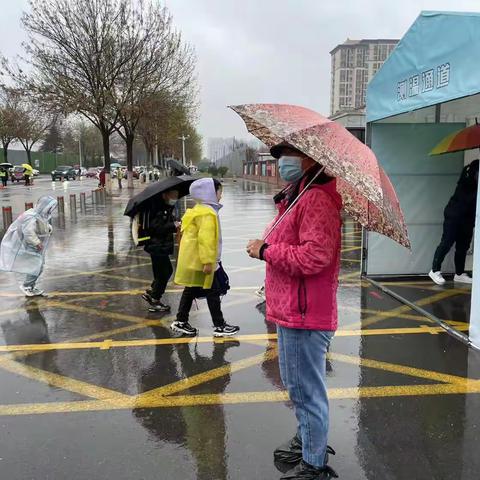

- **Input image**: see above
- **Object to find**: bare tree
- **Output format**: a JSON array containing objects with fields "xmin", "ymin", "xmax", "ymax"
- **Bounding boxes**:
[
  {"xmin": 0, "ymin": 87, "xmax": 21, "ymax": 163},
  {"xmin": 14, "ymin": 97, "xmax": 54, "ymax": 165},
  {"xmin": 111, "ymin": 1, "xmax": 197, "ymax": 188},
  {"xmin": 17, "ymin": 0, "xmax": 140, "ymax": 192}
]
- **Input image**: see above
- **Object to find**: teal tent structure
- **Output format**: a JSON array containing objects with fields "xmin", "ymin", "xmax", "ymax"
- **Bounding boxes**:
[{"xmin": 365, "ymin": 11, "xmax": 480, "ymax": 348}]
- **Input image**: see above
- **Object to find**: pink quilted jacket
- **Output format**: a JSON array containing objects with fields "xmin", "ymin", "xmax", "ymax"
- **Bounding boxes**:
[{"xmin": 264, "ymin": 179, "xmax": 342, "ymax": 331}]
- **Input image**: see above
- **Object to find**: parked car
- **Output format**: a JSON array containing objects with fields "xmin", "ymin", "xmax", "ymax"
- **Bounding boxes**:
[
  {"xmin": 86, "ymin": 167, "xmax": 99, "ymax": 178},
  {"xmin": 51, "ymin": 166, "xmax": 77, "ymax": 181},
  {"xmin": 11, "ymin": 166, "xmax": 25, "ymax": 183},
  {"xmin": 32, "ymin": 168, "xmax": 40, "ymax": 176}
]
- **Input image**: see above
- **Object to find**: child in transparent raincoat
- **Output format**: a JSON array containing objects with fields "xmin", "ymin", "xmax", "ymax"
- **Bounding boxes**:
[{"xmin": 0, "ymin": 196, "xmax": 57, "ymax": 296}]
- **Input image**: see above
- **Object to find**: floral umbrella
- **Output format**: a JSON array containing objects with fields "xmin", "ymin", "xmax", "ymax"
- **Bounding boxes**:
[{"xmin": 230, "ymin": 103, "xmax": 410, "ymax": 248}]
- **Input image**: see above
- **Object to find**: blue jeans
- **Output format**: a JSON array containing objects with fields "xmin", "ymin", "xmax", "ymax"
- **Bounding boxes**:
[{"xmin": 277, "ymin": 325, "xmax": 334, "ymax": 467}]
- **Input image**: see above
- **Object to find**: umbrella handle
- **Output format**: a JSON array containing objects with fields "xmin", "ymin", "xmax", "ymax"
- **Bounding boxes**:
[{"xmin": 263, "ymin": 166, "xmax": 326, "ymax": 241}]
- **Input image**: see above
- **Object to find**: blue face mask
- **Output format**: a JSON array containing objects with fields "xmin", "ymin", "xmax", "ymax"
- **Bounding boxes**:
[
  {"xmin": 278, "ymin": 156, "xmax": 304, "ymax": 183},
  {"xmin": 167, "ymin": 198, "xmax": 177, "ymax": 206}
]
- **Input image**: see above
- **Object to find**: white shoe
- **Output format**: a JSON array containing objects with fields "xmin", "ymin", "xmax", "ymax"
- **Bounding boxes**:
[
  {"xmin": 429, "ymin": 270, "xmax": 446, "ymax": 285},
  {"xmin": 20, "ymin": 285, "xmax": 36, "ymax": 297},
  {"xmin": 454, "ymin": 273, "xmax": 473, "ymax": 284}
]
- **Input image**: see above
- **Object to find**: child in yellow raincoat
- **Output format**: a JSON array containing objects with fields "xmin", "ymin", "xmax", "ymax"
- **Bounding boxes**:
[{"xmin": 172, "ymin": 178, "xmax": 239, "ymax": 337}]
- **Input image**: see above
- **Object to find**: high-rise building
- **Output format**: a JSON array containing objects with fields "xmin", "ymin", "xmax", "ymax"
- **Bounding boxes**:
[{"xmin": 330, "ymin": 39, "xmax": 399, "ymax": 117}]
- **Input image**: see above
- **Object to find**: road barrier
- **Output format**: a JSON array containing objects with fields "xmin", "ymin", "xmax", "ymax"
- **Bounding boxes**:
[
  {"xmin": 2, "ymin": 206, "xmax": 12, "ymax": 230},
  {"xmin": 57, "ymin": 196, "xmax": 65, "ymax": 216},
  {"xmin": 69, "ymin": 194, "xmax": 77, "ymax": 216},
  {"xmin": 80, "ymin": 192, "xmax": 86, "ymax": 212}
]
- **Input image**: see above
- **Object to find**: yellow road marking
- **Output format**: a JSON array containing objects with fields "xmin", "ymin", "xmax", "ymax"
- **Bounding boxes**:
[
  {"xmin": 44, "ymin": 262, "xmax": 152, "ymax": 281},
  {"xmin": 0, "ymin": 326, "xmax": 469, "ymax": 354},
  {"xmin": 138, "ymin": 347, "xmax": 278, "ymax": 400},
  {"xmin": 0, "ymin": 355, "xmax": 128, "ymax": 400},
  {"xmin": 341, "ymin": 246, "xmax": 361, "ymax": 253},
  {"xmin": 94, "ymin": 272, "xmax": 151, "ymax": 284},
  {"xmin": 329, "ymin": 352, "xmax": 479, "ymax": 386},
  {"xmin": 342, "ymin": 289, "xmax": 465, "ymax": 329},
  {"xmin": 1, "ymin": 381, "xmax": 479, "ymax": 417}
]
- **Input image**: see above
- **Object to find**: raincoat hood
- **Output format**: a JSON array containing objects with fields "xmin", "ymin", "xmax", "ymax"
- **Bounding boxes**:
[
  {"xmin": 189, "ymin": 178, "xmax": 222, "ymax": 211},
  {"xmin": 33, "ymin": 196, "xmax": 58, "ymax": 219}
]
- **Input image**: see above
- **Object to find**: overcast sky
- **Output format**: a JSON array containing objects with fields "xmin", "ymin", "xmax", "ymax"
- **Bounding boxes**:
[{"xmin": 2, "ymin": 0, "xmax": 480, "ymax": 148}]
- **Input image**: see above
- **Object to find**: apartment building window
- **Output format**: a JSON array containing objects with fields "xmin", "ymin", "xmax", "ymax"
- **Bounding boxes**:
[
  {"xmin": 340, "ymin": 48, "xmax": 354, "ymax": 68},
  {"xmin": 355, "ymin": 48, "xmax": 366, "ymax": 67}
]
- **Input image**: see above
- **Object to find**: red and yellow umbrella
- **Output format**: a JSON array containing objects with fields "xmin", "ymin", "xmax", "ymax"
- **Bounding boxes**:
[{"xmin": 430, "ymin": 123, "xmax": 480, "ymax": 155}]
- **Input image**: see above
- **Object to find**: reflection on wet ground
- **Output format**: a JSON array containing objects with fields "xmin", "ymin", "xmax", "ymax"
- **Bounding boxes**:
[{"xmin": 0, "ymin": 178, "xmax": 480, "ymax": 479}]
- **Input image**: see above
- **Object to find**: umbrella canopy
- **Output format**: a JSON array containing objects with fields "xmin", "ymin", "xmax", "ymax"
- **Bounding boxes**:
[
  {"xmin": 230, "ymin": 103, "xmax": 410, "ymax": 248},
  {"xmin": 430, "ymin": 123, "xmax": 480, "ymax": 155},
  {"xmin": 21, "ymin": 163, "xmax": 33, "ymax": 171},
  {"xmin": 168, "ymin": 159, "xmax": 190, "ymax": 175},
  {"xmin": 124, "ymin": 175, "xmax": 194, "ymax": 217},
  {"xmin": 0, "ymin": 162, "xmax": 13, "ymax": 169}
]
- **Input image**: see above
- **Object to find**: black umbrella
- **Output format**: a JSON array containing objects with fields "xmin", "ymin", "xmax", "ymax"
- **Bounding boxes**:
[
  {"xmin": 167, "ymin": 159, "xmax": 190, "ymax": 175},
  {"xmin": 124, "ymin": 175, "xmax": 194, "ymax": 217},
  {"xmin": 0, "ymin": 162, "xmax": 13, "ymax": 169}
]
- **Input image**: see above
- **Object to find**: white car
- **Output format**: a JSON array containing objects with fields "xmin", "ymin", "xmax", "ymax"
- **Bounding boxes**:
[{"xmin": 32, "ymin": 169, "xmax": 40, "ymax": 176}]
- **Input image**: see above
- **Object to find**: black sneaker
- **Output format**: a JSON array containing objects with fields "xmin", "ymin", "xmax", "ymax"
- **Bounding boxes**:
[
  {"xmin": 171, "ymin": 321, "xmax": 197, "ymax": 336},
  {"xmin": 213, "ymin": 324, "xmax": 240, "ymax": 337},
  {"xmin": 274, "ymin": 435, "xmax": 335, "ymax": 473},
  {"xmin": 148, "ymin": 302, "xmax": 171, "ymax": 312},
  {"xmin": 142, "ymin": 292, "xmax": 156, "ymax": 305},
  {"xmin": 280, "ymin": 461, "xmax": 338, "ymax": 479}
]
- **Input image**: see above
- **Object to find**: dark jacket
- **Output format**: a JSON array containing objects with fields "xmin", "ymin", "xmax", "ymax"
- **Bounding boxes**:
[
  {"xmin": 445, "ymin": 160, "xmax": 479, "ymax": 225},
  {"xmin": 144, "ymin": 202, "xmax": 176, "ymax": 256}
]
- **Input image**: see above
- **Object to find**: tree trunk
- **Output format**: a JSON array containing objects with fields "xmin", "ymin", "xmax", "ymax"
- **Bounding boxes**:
[
  {"xmin": 126, "ymin": 133, "xmax": 134, "ymax": 189},
  {"xmin": 26, "ymin": 148, "xmax": 33, "ymax": 166},
  {"xmin": 2, "ymin": 141, "xmax": 9, "ymax": 163},
  {"xmin": 100, "ymin": 127, "xmax": 112, "ymax": 194}
]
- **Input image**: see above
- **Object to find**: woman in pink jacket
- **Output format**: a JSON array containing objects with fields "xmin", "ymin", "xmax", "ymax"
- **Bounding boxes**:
[{"xmin": 247, "ymin": 143, "xmax": 341, "ymax": 480}]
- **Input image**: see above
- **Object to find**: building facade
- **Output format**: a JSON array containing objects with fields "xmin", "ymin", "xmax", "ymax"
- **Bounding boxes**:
[{"xmin": 330, "ymin": 39, "xmax": 399, "ymax": 117}]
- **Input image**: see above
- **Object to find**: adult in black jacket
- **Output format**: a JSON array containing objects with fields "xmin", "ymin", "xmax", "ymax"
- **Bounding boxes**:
[
  {"xmin": 142, "ymin": 189, "xmax": 179, "ymax": 311},
  {"xmin": 429, "ymin": 159, "xmax": 479, "ymax": 285}
]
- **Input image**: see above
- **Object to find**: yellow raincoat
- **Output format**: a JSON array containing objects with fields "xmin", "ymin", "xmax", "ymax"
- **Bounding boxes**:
[{"xmin": 174, "ymin": 204, "xmax": 219, "ymax": 289}]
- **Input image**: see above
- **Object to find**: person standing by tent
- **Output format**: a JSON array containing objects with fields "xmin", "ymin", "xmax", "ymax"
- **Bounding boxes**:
[
  {"xmin": 429, "ymin": 159, "xmax": 479, "ymax": 285},
  {"xmin": 0, "ymin": 196, "xmax": 58, "ymax": 296},
  {"xmin": 246, "ymin": 144, "xmax": 340, "ymax": 480}
]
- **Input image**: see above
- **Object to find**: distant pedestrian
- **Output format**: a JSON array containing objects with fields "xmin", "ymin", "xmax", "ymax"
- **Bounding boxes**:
[
  {"xmin": 24, "ymin": 168, "xmax": 32, "ymax": 186},
  {"xmin": 247, "ymin": 143, "xmax": 340, "ymax": 479},
  {"xmin": 99, "ymin": 168, "xmax": 106, "ymax": 188},
  {"xmin": 429, "ymin": 159, "xmax": 479, "ymax": 285},
  {"xmin": 141, "ymin": 188, "xmax": 180, "ymax": 312},
  {"xmin": 0, "ymin": 168, "xmax": 7, "ymax": 188},
  {"xmin": 0, "ymin": 196, "xmax": 58, "ymax": 297},
  {"xmin": 117, "ymin": 167, "xmax": 123, "ymax": 189},
  {"xmin": 173, "ymin": 178, "xmax": 239, "ymax": 337}
]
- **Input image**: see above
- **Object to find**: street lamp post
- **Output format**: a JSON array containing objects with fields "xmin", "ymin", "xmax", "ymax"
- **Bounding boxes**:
[{"xmin": 178, "ymin": 134, "xmax": 189, "ymax": 165}]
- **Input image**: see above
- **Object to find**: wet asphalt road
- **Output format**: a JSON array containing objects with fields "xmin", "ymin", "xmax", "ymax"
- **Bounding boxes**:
[{"xmin": 0, "ymin": 178, "xmax": 480, "ymax": 479}]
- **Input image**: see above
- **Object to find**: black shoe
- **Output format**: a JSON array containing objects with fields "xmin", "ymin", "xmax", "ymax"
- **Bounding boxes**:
[
  {"xmin": 280, "ymin": 461, "xmax": 338, "ymax": 479},
  {"xmin": 171, "ymin": 321, "xmax": 197, "ymax": 336},
  {"xmin": 274, "ymin": 435, "xmax": 335, "ymax": 473},
  {"xmin": 148, "ymin": 302, "xmax": 171, "ymax": 312},
  {"xmin": 213, "ymin": 324, "xmax": 240, "ymax": 337},
  {"xmin": 145, "ymin": 288, "xmax": 153, "ymax": 296},
  {"xmin": 142, "ymin": 292, "xmax": 156, "ymax": 305}
]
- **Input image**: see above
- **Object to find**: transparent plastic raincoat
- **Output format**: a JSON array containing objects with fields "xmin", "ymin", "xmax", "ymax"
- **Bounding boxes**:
[{"xmin": 0, "ymin": 196, "xmax": 57, "ymax": 276}]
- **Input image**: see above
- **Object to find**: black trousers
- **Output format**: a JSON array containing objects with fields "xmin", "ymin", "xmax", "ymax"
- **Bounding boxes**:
[
  {"xmin": 1, "ymin": 177, "xmax": 6, "ymax": 187},
  {"xmin": 432, "ymin": 217, "xmax": 474, "ymax": 275},
  {"xmin": 176, "ymin": 285, "xmax": 224, "ymax": 327},
  {"xmin": 150, "ymin": 255, "xmax": 173, "ymax": 300}
]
